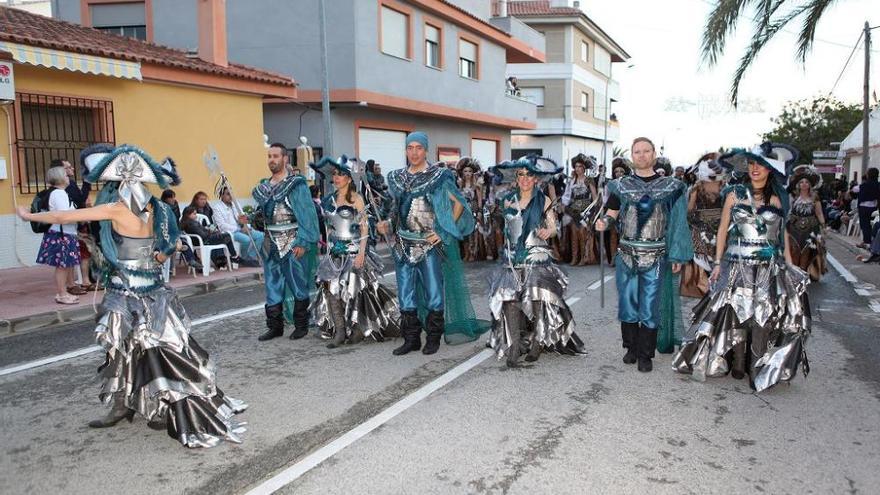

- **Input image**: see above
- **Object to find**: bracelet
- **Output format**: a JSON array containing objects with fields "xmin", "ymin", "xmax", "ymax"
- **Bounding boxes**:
[
  {"xmin": 713, "ymin": 260, "xmax": 722, "ymax": 266},
  {"xmin": 599, "ymin": 214, "xmax": 616, "ymax": 228}
]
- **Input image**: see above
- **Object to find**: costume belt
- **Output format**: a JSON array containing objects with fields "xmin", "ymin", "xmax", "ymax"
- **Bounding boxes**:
[
  {"xmin": 618, "ymin": 240, "xmax": 666, "ymax": 270},
  {"xmin": 393, "ymin": 228, "xmax": 444, "ymax": 265}
]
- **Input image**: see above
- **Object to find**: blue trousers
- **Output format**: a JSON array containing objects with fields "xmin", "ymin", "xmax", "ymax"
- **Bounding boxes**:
[
  {"xmin": 395, "ymin": 249, "xmax": 444, "ymax": 311},
  {"xmin": 615, "ymin": 255, "xmax": 664, "ymax": 329},
  {"xmin": 232, "ymin": 230, "xmax": 264, "ymax": 260},
  {"xmin": 262, "ymin": 250, "xmax": 309, "ymax": 305}
]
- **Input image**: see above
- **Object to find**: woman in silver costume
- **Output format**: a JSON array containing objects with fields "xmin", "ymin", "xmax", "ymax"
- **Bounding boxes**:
[
  {"xmin": 457, "ymin": 158, "xmax": 494, "ymax": 261},
  {"xmin": 787, "ymin": 165, "xmax": 827, "ymax": 282},
  {"xmin": 561, "ymin": 154, "xmax": 599, "ymax": 266},
  {"xmin": 487, "ymin": 155, "xmax": 585, "ymax": 367},
  {"xmin": 673, "ymin": 143, "xmax": 811, "ymax": 392},
  {"xmin": 680, "ymin": 153, "xmax": 726, "ymax": 298},
  {"xmin": 310, "ymin": 156, "xmax": 401, "ymax": 348},
  {"xmin": 17, "ymin": 144, "xmax": 246, "ymax": 448}
]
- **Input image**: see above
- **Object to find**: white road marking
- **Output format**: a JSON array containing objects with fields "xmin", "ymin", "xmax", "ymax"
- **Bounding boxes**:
[
  {"xmin": 855, "ymin": 288, "xmax": 872, "ymax": 297},
  {"xmin": 826, "ymin": 254, "xmax": 858, "ymax": 284},
  {"xmin": 870, "ymin": 300, "xmax": 880, "ymax": 314},
  {"xmin": 246, "ymin": 295, "xmax": 582, "ymax": 494},
  {"xmin": 0, "ymin": 302, "xmax": 266, "ymax": 378},
  {"xmin": 587, "ymin": 275, "xmax": 613, "ymax": 290}
]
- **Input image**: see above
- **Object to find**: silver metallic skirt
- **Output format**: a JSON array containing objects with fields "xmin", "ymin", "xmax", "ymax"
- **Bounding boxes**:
[
  {"xmin": 312, "ymin": 250, "xmax": 401, "ymax": 342},
  {"xmin": 486, "ymin": 262, "xmax": 583, "ymax": 359},
  {"xmin": 672, "ymin": 259, "xmax": 811, "ymax": 392},
  {"xmin": 95, "ymin": 287, "xmax": 247, "ymax": 448}
]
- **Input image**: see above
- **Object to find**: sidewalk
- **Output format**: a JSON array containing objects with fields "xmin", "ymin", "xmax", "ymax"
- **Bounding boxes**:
[
  {"xmin": 825, "ymin": 230, "xmax": 880, "ymax": 291},
  {"xmin": 0, "ymin": 264, "xmax": 263, "ymax": 335}
]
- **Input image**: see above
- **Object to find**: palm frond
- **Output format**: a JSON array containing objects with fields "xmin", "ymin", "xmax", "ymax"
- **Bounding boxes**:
[
  {"xmin": 701, "ymin": 0, "xmax": 754, "ymax": 67},
  {"xmin": 796, "ymin": 0, "xmax": 837, "ymax": 61}
]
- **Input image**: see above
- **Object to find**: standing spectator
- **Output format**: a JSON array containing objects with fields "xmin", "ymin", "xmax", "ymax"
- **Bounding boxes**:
[
  {"xmin": 36, "ymin": 166, "xmax": 82, "ymax": 304},
  {"xmin": 49, "ymin": 158, "xmax": 93, "ymax": 292},
  {"xmin": 161, "ymin": 189, "xmax": 181, "ymax": 220},
  {"xmin": 856, "ymin": 167, "xmax": 880, "ymax": 248},
  {"xmin": 213, "ymin": 187, "xmax": 264, "ymax": 262},
  {"xmin": 190, "ymin": 191, "xmax": 214, "ymax": 224},
  {"xmin": 505, "ymin": 76, "xmax": 520, "ymax": 96}
]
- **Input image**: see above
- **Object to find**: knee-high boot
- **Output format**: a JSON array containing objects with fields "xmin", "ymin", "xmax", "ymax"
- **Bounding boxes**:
[
  {"xmin": 621, "ymin": 321, "xmax": 638, "ymax": 364},
  {"xmin": 637, "ymin": 325, "xmax": 657, "ymax": 372},
  {"xmin": 502, "ymin": 303, "xmax": 523, "ymax": 367},
  {"xmin": 393, "ymin": 310, "xmax": 422, "ymax": 355},
  {"xmin": 88, "ymin": 392, "xmax": 134, "ymax": 428},
  {"xmin": 422, "ymin": 310, "xmax": 444, "ymax": 355},
  {"xmin": 731, "ymin": 341, "xmax": 746, "ymax": 379},
  {"xmin": 259, "ymin": 303, "xmax": 284, "ymax": 341},
  {"xmin": 290, "ymin": 299, "xmax": 310, "ymax": 340},
  {"xmin": 325, "ymin": 295, "xmax": 348, "ymax": 349},
  {"xmin": 525, "ymin": 301, "xmax": 542, "ymax": 362}
]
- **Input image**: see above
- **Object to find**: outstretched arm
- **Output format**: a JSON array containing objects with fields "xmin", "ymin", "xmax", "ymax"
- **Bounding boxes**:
[{"xmin": 17, "ymin": 202, "xmax": 125, "ymax": 225}]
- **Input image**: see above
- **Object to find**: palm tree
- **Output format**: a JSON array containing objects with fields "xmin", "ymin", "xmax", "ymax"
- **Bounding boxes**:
[{"xmin": 702, "ymin": 0, "xmax": 840, "ymax": 106}]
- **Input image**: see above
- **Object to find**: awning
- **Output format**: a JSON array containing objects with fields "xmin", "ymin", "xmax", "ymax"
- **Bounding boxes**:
[{"xmin": 0, "ymin": 41, "xmax": 141, "ymax": 81}]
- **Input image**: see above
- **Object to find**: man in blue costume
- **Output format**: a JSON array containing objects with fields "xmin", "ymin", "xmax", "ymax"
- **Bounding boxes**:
[
  {"xmin": 378, "ymin": 131, "xmax": 475, "ymax": 355},
  {"xmin": 596, "ymin": 137, "xmax": 693, "ymax": 372},
  {"xmin": 252, "ymin": 143, "xmax": 320, "ymax": 342}
]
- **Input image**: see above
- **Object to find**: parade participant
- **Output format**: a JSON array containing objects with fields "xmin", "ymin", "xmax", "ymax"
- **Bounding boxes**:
[
  {"xmin": 488, "ymin": 156, "xmax": 585, "ymax": 367},
  {"xmin": 310, "ymin": 155, "xmax": 400, "ymax": 348},
  {"xmin": 252, "ymin": 143, "xmax": 320, "ymax": 341},
  {"xmin": 378, "ymin": 131, "xmax": 483, "ymax": 355},
  {"xmin": 561, "ymin": 154, "xmax": 599, "ymax": 266},
  {"xmin": 595, "ymin": 137, "xmax": 693, "ymax": 372},
  {"xmin": 17, "ymin": 144, "xmax": 246, "ymax": 448},
  {"xmin": 787, "ymin": 165, "xmax": 827, "ymax": 281},
  {"xmin": 457, "ymin": 157, "xmax": 493, "ymax": 261},
  {"xmin": 488, "ymin": 170, "xmax": 512, "ymax": 262},
  {"xmin": 680, "ymin": 153, "xmax": 725, "ymax": 298},
  {"xmin": 673, "ymin": 143, "xmax": 811, "ymax": 392}
]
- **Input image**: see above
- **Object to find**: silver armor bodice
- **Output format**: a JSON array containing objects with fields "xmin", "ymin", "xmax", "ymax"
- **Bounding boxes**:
[
  {"xmin": 405, "ymin": 196, "xmax": 435, "ymax": 234},
  {"xmin": 504, "ymin": 208, "xmax": 553, "ymax": 265},
  {"xmin": 112, "ymin": 235, "xmax": 161, "ymax": 290},
  {"xmin": 326, "ymin": 205, "xmax": 361, "ymax": 242},
  {"xmin": 725, "ymin": 205, "xmax": 783, "ymax": 262},
  {"xmin": 618, "ymin": 204, "xmax": 669, "ymax": 270},
  {"xmin": 265, "ymin": 201, "xmax": 299, "ymax": 258}
]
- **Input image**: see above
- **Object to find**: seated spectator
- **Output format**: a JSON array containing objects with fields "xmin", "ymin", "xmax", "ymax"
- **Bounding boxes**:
[
  {"xmin": 161, "ymin": 189, "xmax": 182, "ymax": 221},
  {"xmin": 180, "ymin": 206, "xmax": 255, "ymax": 268},
  {"xmin": 213, "ymin": 187, "xmax": 264, "ymax": 262},
  {"xmin": 190, "ymin": 191, "xmax": 214, "ymax": 224},
  {"xmin": 36, "ymin": 166, "xmax": 81, "ymax": 304}
]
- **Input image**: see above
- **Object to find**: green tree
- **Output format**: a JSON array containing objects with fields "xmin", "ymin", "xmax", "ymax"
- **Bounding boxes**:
[
  {"xmin": 761, "ymin": 95, "xmax": 861, "ymax": 161},
  {"xmin": 702, "ymin": 0, "xmax": 843, "ymax": 105}
]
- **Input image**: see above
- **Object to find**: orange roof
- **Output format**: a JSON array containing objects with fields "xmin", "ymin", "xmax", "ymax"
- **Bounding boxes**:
[
  {"xmin": 0, "ymin": 6, "xmax": 295, "ymax": 92},
  {"xmin": 507, "ymin": 1, "xmax": 582, "ymax": 16}
]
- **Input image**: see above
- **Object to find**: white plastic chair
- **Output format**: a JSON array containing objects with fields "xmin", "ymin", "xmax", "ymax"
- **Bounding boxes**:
[
  {"xmin": 180, "ymin": 233, "xmax": 231, "ymax": 277},
  {"xmin": 196, "ymin": 213, "xmax": 212, "ymax": 227}
]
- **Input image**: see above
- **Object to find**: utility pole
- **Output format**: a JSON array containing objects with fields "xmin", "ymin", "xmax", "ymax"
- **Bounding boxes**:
[
  {"xmin": 863, "ymin": 21, "xmax": 871, "ymax": 177},
  {"xmin": 318, "ymin": 0, "xmax": 333, "ymax": 160}
]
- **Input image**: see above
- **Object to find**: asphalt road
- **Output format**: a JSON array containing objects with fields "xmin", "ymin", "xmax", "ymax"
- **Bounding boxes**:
[{"xmin": 1, "ymin": 259, "xmax": 878, "ymax": 495}]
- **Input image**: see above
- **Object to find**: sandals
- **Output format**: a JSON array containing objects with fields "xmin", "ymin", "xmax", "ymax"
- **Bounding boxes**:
[
  {"xmin": 55, "ymin": 294, "xmax": 80, "ymax": 305},
  {"xmin": 80, "ymin": 283, "xmax": 98, "ymax": 292},
  {"xmin": 66, "ymin": 285, "xmax": 88, "ymax": 295}
]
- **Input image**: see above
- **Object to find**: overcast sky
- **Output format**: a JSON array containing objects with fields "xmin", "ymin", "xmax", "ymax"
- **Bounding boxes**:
[{"xmin": 586, "ymin": 0, "xmax": 879, "ymax": 166}]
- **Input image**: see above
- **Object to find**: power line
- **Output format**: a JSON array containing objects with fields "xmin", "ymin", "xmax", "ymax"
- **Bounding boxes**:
[{"xmin": 829, "ymin": 31, "xmax": 864, "ymax": 95}]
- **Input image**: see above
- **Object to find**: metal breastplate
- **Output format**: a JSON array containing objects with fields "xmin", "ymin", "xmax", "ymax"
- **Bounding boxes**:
[
  {"xmin": 405, "ymin": 196, "xmax": 435, "ymax": 233},
  {"xmin": 266, "ymin": 201, "xmax": 299, "ymax": 258},
  {"xmin": 112, "ymin": 235, "xmax": 161, "ymax": 289},
  {"xmin": 620, "ymin": 203, "xmax": 668, "ymax": 243},
  {"xmin": 503, "ymin": 209, "xmax": 552, "ymax": 264},
  {"xmin": 327, "ymin": 205, "xmax": 360, "ymax": 242},
  {"xmin": 725, "ymin": 206, "xmax": 782, "ymax": 261}
]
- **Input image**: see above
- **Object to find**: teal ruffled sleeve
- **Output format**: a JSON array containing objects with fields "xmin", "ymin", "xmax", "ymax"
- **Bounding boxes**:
[
  {"xmin": 290, "ymin": 181, "xmax": 319, "ymax": 248},
  {"xmin": 666, "ymin": 183, "xmax": 694, "ymax": 263},
  {"xmin": 153, "ymin": 200, "xmax": 180, "ymax": 257},
  {"xmin": 430, "ymin": 169, "xmax": 475, "ymax": 246}
]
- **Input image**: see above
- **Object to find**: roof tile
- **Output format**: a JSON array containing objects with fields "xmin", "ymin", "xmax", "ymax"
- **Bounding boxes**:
[{"xmin": 507, "ymin": 1, "xmax": 582, "ymax": 16}]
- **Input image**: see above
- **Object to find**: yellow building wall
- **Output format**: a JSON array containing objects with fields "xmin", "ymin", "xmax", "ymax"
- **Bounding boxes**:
[{"xmin": 0, "ymin": 64, "xmax": 270, "ymax": 215}]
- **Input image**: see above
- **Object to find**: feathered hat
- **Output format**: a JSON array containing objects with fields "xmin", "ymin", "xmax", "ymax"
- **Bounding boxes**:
[
  {"xmin": 491, "ymin": 154, "xmax": 561, "ymax": 184},
  {"xmin": 719, "ymin": 142, "xmax": 799, "ymax": 182},
  {"xmin": 788, "ymin": 164, "xmax": 823, "ymax": 193}
]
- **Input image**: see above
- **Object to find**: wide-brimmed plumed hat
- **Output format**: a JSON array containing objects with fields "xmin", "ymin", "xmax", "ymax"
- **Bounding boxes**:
[{"xmin": 492, "ymin": 154, "xmax": 562, "ymax": 184}]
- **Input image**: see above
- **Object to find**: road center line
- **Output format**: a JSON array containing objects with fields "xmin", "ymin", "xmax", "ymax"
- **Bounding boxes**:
[
  {"xmin": 826, "ymin": 254, "xmax": 858, "ymax": 284},
  {"xmin": 587, "ymin": 275, "xmax": 614, "ymax": 290},
  {"xmin": 245, "ymin": 295, "xmax": 582, "ymax": 494}
]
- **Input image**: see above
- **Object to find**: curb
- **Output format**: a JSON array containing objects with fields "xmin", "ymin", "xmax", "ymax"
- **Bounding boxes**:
[{"xmin": 0, "ymin": 272, "xmax": 264, "ymax": 337}]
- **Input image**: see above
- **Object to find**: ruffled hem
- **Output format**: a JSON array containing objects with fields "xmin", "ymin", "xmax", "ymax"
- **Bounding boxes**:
[
  {"xmin": 672, "ymin": 260, "xmax": 811, "ymax": 392},
  {"xmin": 95, "ymin": 288, "xmax": 246, "ymax": 448}
]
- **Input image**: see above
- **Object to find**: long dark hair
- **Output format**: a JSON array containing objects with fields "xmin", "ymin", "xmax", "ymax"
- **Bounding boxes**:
[{"xmin": 337, "ymin": 176, "xmax": 357, "ymax": 204}]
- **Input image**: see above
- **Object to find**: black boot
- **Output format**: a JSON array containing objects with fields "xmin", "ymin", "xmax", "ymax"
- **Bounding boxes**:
[
  {"xmin": 621, "ymin": 321, "xmax": 638, "ymax": 365},
  {"xmin": 422, "ymin": 310, "xmax": 444, "ymax": 355},
  {"xmin": 290, "ymin": 299, "xmax": 310, "ymax": 340},
  {"xmin": 88, "ymin": 393, "xmax": 134, "ymax": 428},
  {"xmin": 637, "ymin": 326, "xmax": 657, "ymax": 372},
  {"xmin": 259, "ymin": 303, "xmax": 284, "ymax": 341},
  {"xmin": 502, "ymin": 303, "xmax": 522, "ymax": 368},
  {"xmin": 393, "ymin": 311, "xmax": 422, "ymax": 355},
  {"xmin": 326, "ymin": 297, "xmax": 347, "ymax": 349},
  {"xmin": 731, "ymin": 341, "xmax": 746, "ymax": 379},
  {"xmin": 525, "ymin": 301, "xmax": 542, "ymax": 362}
]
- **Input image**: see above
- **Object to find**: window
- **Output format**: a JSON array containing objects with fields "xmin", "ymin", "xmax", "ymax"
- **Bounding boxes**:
[
  {"xmin": 471, "ymin": 138, "xmax": 498, "ymax": 166},
  {"xmin": 90, "ymin": 1, "xmax": 147, "ymax": 40},
  {"xmin": 459, "ymin": 38, "xmax": 478, "ymax": 79},
  {"xmin": 13, "ymin": 93, "xmax": 115, "ymax": 194},
  {"xmin": 425, "ymin": 23, "xmax": 441, "ymax": 68},
  {"xmin": 581, "ymin": 40, "xmax": 589, "ymax": 62},
  {"xmin": 520, "ymin": 87, "xmax": 545, "ymax": 107},
  {"xmin": 580, "ymin": 92, "xmax": 589, "ymax": 112},
  {"xmin": 381, "ymin": 5, "xmax": 410, "ymax": 59}
]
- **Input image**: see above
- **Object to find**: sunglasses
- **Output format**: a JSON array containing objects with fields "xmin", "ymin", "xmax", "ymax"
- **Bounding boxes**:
[{"xmin": 516, "ymin": 171, "xmax": 535, "ymax": 178}]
